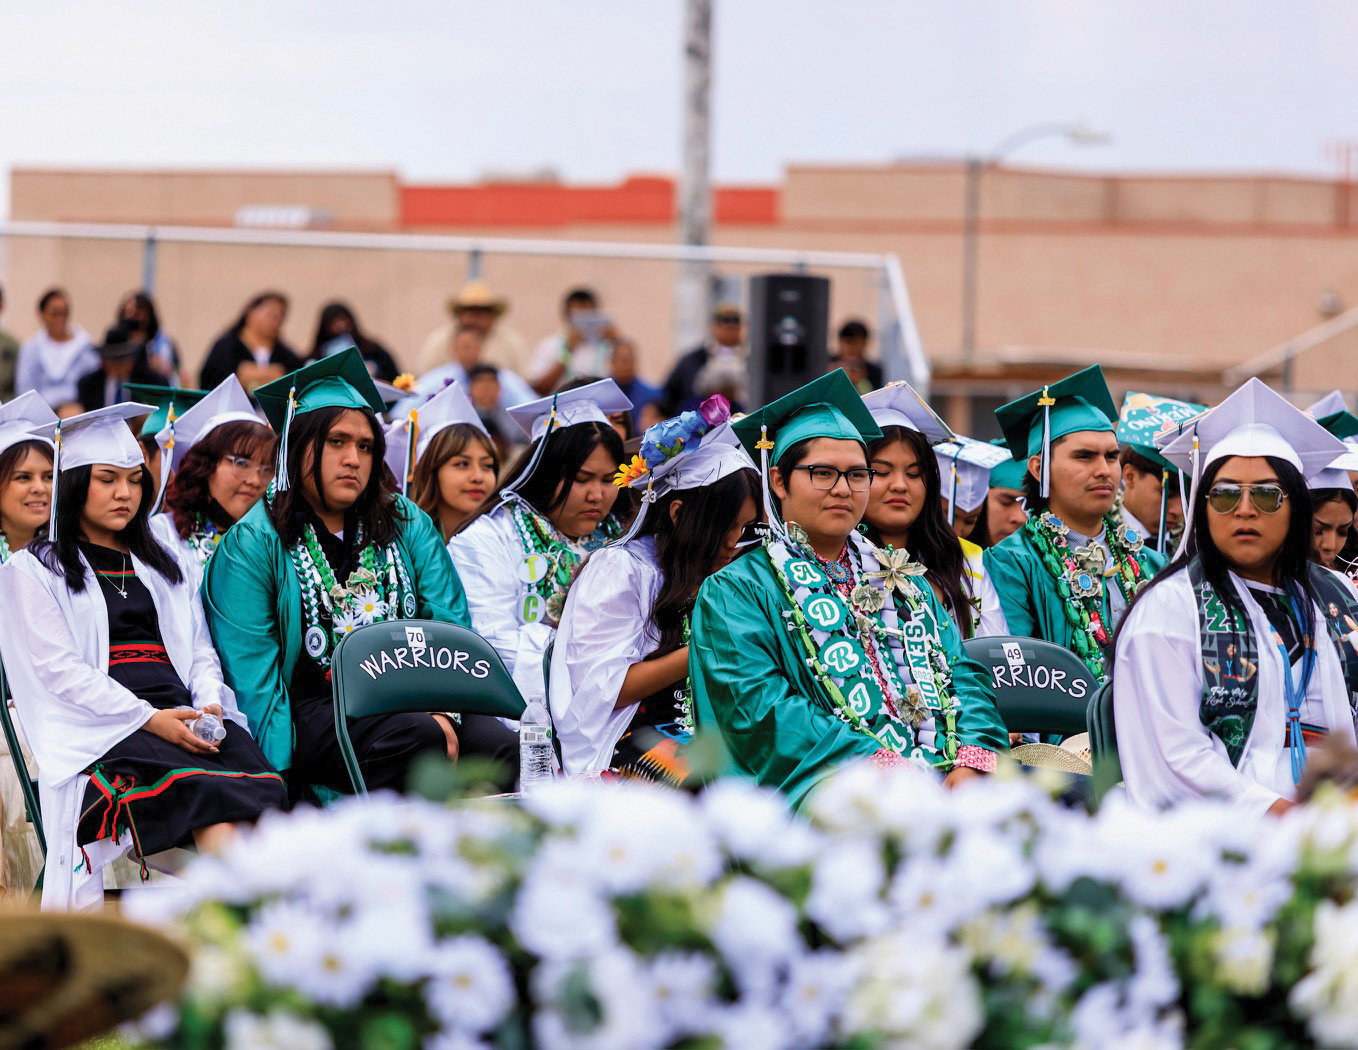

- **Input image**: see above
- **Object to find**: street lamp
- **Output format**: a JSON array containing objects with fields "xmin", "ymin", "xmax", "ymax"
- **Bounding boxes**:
[{"xmin": 960, "ymin": 121, "xmax": 1111, "ymax": 361}]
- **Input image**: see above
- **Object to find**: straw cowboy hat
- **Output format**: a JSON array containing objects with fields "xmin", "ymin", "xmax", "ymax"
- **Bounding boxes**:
[
  {"xmin": 1009, "ymin": 733, "xmax": 1095, "ymax": 776},
  {"xmin": 448, "ymin": 279, "xmax": 508, "ymax": 318},
  {"xmin": 0, "ymin": 910, "xmax": 188, "ymax": 1049}
]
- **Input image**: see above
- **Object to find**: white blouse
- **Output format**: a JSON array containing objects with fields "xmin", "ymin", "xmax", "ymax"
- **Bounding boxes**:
[
  {"xmin": 550, "ymin": 537, "xmax": 663, "ymax": 773},
  {"xmin": 1114, "ymin": 568, "xmax": 1358, "ymax": 812}
]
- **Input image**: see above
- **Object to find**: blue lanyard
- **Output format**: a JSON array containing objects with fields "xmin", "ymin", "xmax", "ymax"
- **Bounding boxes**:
[{"xmin": 1275, "ymin": 585, "xmax": 1316, "ymax": 785}]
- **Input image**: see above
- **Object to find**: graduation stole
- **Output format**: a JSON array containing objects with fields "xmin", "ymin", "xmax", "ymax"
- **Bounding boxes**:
[
  {"xmin": 1191, "ymin": 559, "xmax": 1358, "ymax": 767},
  {"xmin": 185, "ymin": 515, "xmax": 223, "ymax": 568},
  {"xmin": 766, "ymin": 526, "xmax": 960, "ymax": 765},
  {"xmin": 0, "ymin": 532, "xmax": 10, "ymax": 565}
]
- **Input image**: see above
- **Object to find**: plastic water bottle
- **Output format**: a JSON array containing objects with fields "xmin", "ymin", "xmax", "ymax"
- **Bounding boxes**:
[
  {"xmin": 188, "ymin": 711, "xmax": 227, "ymax": 744},
  {"xmin": 518, "ymin": 699, "xmax": 556, "ymax": 793}
]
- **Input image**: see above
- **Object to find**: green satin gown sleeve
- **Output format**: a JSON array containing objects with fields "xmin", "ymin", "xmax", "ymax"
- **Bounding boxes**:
[
  {"xmin": 201, "ymin": 503, "xmax": 298, "ymax": 772},
  {"xmin": 689, "ymin": 556, "xmax": 881, "ymax": 809},
  {"xmin": 396, "ymin": 496, "xmax": 471, "ymax": 628}
]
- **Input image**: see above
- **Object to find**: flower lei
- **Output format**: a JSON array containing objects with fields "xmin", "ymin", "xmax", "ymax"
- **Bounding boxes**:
[
  {"xmin": 766, "ymin": 523, "xmax": 961, "ymax": 766},
  {"xmin": 509, "ymin": 499, "xmax": 622, "ymax": 625},
  {"xmin": 286, "ymin": 522, "xmax": 414, "ymax": 667},
  {"xmin": 185, "ymin": 516, "xmax": 223, "ymax": 568},
  {"xmin": 1023, "ymin": 510, "xmax": 1148, "ymax": 681}
]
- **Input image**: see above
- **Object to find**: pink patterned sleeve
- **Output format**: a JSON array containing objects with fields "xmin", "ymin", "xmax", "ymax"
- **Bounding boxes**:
[{"xmin": 954, "ymin": 745, "xmax": 997, "ymax": 773}]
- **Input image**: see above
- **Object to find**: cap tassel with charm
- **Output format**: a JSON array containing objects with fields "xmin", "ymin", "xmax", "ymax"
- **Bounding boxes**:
[
  {"xmin": 1037, "ymin": 385, "xmax": 1056, "ymax": 500},
  {"xmin": 274, "ymin": 384, "xmax": 299, "ymax": 492}
]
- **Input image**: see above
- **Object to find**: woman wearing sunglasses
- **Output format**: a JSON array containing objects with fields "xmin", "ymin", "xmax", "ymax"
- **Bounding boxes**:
[
  {"xmin": 550, "ymin": 399, "xmax": 760, "ymax": 779},
  {"xmin": 688, "ymin": 373, "xmax": 1007, "ymax": 809},
  {"xmin": 1114, "ymin": 380, "xmax": 1358, "ymax": 814}
]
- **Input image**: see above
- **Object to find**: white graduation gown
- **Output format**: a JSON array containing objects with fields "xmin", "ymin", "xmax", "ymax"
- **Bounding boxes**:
[
  {"xmin": 960, "ymin": 539, "xmax": 1009, "ymax": 637},
  {"xmin": 550, "ymin": 537, "xmax": 663, "ymax": 774},
  {"xmin": 149, "ymin": 512, "xmax": 207, "ymax": 590},
  {"xmin": 448, "ymin": 506, "xmax": 554, "ymax": 704},
  {"xmin": 0, "ymin": 546, "xmax": 244, "ymax": 909},
  {"xmin": 1114, "ymin": 568, "xmax": 1358, "ymax": 813}
]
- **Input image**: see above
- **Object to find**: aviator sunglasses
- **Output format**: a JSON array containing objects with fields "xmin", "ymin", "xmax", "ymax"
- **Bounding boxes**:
[{"xmin": 1205, "ymin": 482, "xmax": 1288, "ymax": 515}]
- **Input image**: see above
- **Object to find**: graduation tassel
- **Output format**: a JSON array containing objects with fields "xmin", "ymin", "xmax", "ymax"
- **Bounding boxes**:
[
  {"xmin": 1037, "ymin": 386, "xmax": 1055, "ymax": 500},
  {"xmin": 948, "ymin": 462, "xmax": 960, "ymax": 528},
  {"xmin": 275, "ymin": 384, "xmax": 299, "ymax": 492},
  {"xmin": 613, "ymin": 477, "xmax": 656, "ymax": 546},
  {"xmin": 501, "ymin": 394, "xmax": 558, "ymax": 501},
  {"xmin": 1156, "ymin": 468, "xmax": 1169, "ymax": 555},
  {"xmin": 48, "ymin": 423, "xmax": 62, "ymax": 537},
  {"xmin": 1172, "ymin": 427, "xmax": 1200, "ymax": 560},
  {"xmin": 152, "ymin": 403, "xmax": 177, "ymax": 515},
  {"xmin": 756, "ymin": 424, "xmax": 783, "ymax": 537},
  {"xmin": 402, "ymin": 408, "xmax": 419, "ymax": 497}
]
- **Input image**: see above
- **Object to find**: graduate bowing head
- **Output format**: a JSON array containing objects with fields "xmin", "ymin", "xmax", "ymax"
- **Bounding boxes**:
[
  {"xmin": 254, "ymin": 343, "xmax": 396, "ymax": 547},
  {"xmin": 159, "ymin": 376, "xmax": 275, "ymax": 539},
  {"xmin": 384, "ymin": 379, "xmax": 499, "ymax": 541},
  {"xmin": 31, "ymin": 402, "xmax": 184, "ymax": 593},
  {"xmin": 0, "ymin": 391, "xmax": 58, "ymax": 558},
  {"xmin": 933, "ymin": 437, "xmax": 1012, "ymax": 544},
  {"xmin": 1158, "ymin": 378, "xmax": 1347, "ymax": 586},
  {"xmin": 985, "ymin": 437, "xmax": 1030, "ymax": 547},
  {"xmin": 995, "ymin": 365, "xmax": 1120, "ymax": 534},
  {"xmin": 462, "ymin": 379, "xmax": 630, "ymax": 542},
  {"xmin": 733, "ymin": 369, "xmax": 881, "ymax": 560}
]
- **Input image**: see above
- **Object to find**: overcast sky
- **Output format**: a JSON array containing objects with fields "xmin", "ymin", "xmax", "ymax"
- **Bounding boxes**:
[{"xmin": 2, "ymin": 0, "xmax": 1357, "ymax": 217}]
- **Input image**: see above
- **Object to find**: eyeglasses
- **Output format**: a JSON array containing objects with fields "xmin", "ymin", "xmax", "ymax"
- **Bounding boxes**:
[
  {"xmin": 713, "ymin": 313, "xmax": 742, "ymax": 325},
  {"xmin": 1206, "ymin": 482, "xmax": 1288, "ymax": 515},
  {"xmin": 223, "ymin": 454, "xmax": 276, "ymax": 482},
  {"xmin": 792, "ymin": 464, "xmax": 876, "ymax": 492}
]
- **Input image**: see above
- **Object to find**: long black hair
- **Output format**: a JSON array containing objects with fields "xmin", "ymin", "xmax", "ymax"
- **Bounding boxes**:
[
  {"xmin": 457, "ymin": 421, "xmax": 625, "ymax": 534},
  {"xmin": 639, "ymin": 468, "xmax": 761, "ymax": 656},
  {"xmin": 863, "ymin": 426, "xmax": 973, "ymax": 636},
  {"xmin": 1113, "ymin": 454, "xmax": 1317, "ymax": 658},
  {"xmin": 308, "ymin": 301, "xmax": 373, "ymax": 362},
  {"xmin": 33, "ymin": 465, "xmax": 182, "ymax": 593},
  {"xmin": 267, "ymin": 406, "xmax": 405, "ymax": 548}
]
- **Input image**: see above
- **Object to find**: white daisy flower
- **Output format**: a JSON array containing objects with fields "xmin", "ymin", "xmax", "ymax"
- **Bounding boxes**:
[
  {"xmin": 333, "ymin": 607, "xmax": 365, "ymax": 635},
  {"xmin": 511, "ymin": 871, "xmax": 616, "ymax": 961},
  {"xmin": 843, "ymin": 931, "xmax": 982, "ymax": 1050},
  {"xmin": 243, "ymin": 900, "xmax": 326, "ymax": 991},
  {"xmin": 646, "ymin": 952, "xmax": 717, "ymax": 1041},
  {"xmin": 805, "ymin": 838, "xmax": 888, "ymax": 941},
  {"xmin": 781, "ymin": 949, "xmax": 853, "ymax": 1046},
  {"xmin": 705, "ymin": 876, "xmax": 800, "ymax": 997},
  {"xmin": 427, "ymin": 935, "xmax": 516, "ymax": 1034},
  {"xmin": 224, "ymin": 1009, "xmax": 332, "ymax": 1050},
  {"xmin": 352, "ymin": 589, "xmax": 388, "ymax": 625}
]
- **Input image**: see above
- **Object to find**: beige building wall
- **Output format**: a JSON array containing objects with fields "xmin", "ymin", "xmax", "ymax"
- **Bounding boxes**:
[{"xmin": 4, "ymin": 164, "xmax": 1357, "ymax": 401}]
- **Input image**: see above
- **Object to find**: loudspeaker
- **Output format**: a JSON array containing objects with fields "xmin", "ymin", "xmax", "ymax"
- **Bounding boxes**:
[{"xmin": 746, "ymin": 273, "xmax": 831, "ymax": 406}]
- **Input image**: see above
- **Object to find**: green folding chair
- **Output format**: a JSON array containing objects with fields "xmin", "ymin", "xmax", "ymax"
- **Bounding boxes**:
[
  {"xmin": 330, "ymin": 620, "xmax": 527, "ymax": 795},
  {"xmin": 0, "ymin": 658, "xmax": 45, "ymax": 859},
  {"xmin": 1085, "ymin": 678, "xmax": 1122, "ymax": 791},
  {"xmin": 961, "ymin": 636, "xmax": 1096, "ymax": 739}
]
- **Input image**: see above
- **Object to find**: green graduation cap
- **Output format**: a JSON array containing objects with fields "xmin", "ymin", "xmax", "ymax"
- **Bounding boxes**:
[
  {"xmin": 254, "ymin": 343, "xmax": 387, "ymax": 491},
  {"xmin": 1315, "ymin": 408, "xmax": 1358, "ymax": 441},
  {"xmin": 124, "ymin": 383, "xmax": 208, "ymax": 439},
  {"xmin": 1114, "ymin": 391, "xmax": 1206, "ymax": 476},
  {"xmin": 995, "ymin": 365, "xmax": 1117, "ymax": 498},
  {"xmin": 732, "ymin": 370, "xmax": 882, "ymax": 466},
  {"xmin": 987, "ymin": 438, "xmax": 1030, "ymax": 490}
]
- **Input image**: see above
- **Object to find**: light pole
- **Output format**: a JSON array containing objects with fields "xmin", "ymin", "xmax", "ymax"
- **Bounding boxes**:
[{"xmin": 960, "ymin": 121, "xmax": 1110, "ymax": 361}]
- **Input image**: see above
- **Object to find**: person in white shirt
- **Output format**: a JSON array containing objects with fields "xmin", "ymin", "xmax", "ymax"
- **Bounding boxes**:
[
  {"xmin": 16, "ymin": 288, "xmax": 97, "ymax": 410},
  {"xmin": 527, "ymin": 287, "xmax": 618, "ymax": 396}
]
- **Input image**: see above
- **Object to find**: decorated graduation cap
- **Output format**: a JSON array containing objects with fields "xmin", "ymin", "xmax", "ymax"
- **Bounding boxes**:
[
  {"xmin": 1308, "ymin": 389, "xmax": 1358, "ymax": 441},
  {"xmin": 1116, "ymin": 391, "xmax": 1207, "ymax": 554},
  {"xmin": 500, "ymin": 379, "xmax": 633, "ymax": 501},
  {"xmin": 995, "ymin": 365, "xmax": 1117, "ymax": 500},
  {"xmin": 861, "ymin": 382, "xmax": 956, "ymax": 445},
  {"xmin": 123, "ymin": 383, "xmax": 207, "ymax": 442},
  {"xmin": 610, "ymin": 396, "xmax": 752, "ymax": 544},
  {"xmin": 1160, "ymin": 377, "xmax": 1348, "ymax": 558},
  {"xmin": 987, "ymin": 438, "xmax": 1029, "ymax": 491},
  {"xmin": 934, "ymin": 437, "xmax": 1011, "ymax": 521},
  {"xmin": 732, "ymin": 370, "xmax": 881, "ymax": 534},
  {"xmin": 39, "ymin": 402, "xmax": 155, "ymax": 533},
  {"xmin": 254, "ymin": 344, "xmax": 387, "ymax": 492},
  {"xmin": 384, "ymin": 379, "xmax": 490, "ymax": 496},
  {"xmin": 0, "ymin": 391, "xmax": 57, "ymax": 458},
  {"xmin": 149, "ymin": 375, "xmax": 266, "ymax": 513}
]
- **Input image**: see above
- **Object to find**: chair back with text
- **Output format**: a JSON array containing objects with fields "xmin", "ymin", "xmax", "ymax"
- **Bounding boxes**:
[
  {"xmin": 961, "ymin": 636, "xmax": 1096, "ymax": 739},
  {"xmin": 330, "ymin": 620, "xmax": 526, "ymax": 794}
]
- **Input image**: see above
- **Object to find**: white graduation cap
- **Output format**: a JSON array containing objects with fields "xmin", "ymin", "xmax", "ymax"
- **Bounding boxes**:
[
  {"xmin": 1159, "ymin": 378, "xmax": 1348, "ymax": 557},
  {"xmin": 0, "ymin": 391, "xmax": 57, "ymax": 458},
  {"xmin": 39, "ymin": 403, "xmax": 155, "ymax": 533},
  {"xmin": 507, "ymin": 379, "xmax": 633, "ymax": 442},
  {"xmin": 1308, "ymin": 389, "xmax": 1350, "ymax": 421},
  {"xmin": 155, "ymin": 375, "xmax": 262, "ymax": 477},
  {"xmin": 1308, "ymin": 466, "xmax": 1355, "ymax": 492},
  {"xmin": 861, "ymin": 382, "xmax": 956, "ymax": 445},
  {"xmin": 934, "ymin": 437, "xmax": 1012, "ymax": 520},
  {"xmin": 373, "ymin": 379, "xmax": 412, "ymax": 407},
  {"xmin": 384, "ymin": 380, "xmax": 490, "ymax": 495}
]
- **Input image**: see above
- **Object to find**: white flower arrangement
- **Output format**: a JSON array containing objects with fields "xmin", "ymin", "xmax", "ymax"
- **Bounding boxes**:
[{"xmin": 121, "ymin": 766, "xmax": 1358, "ymax": 1049}]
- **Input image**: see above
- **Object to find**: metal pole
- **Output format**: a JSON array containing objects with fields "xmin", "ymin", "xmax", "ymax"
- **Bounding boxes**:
[
  {"xmin": 141, "ymin": 229, "xmax": 158, "ymax": 294},
  {"xmin": 960, "ymin": 157, "xmax": 981, "ymax": 362},
  {"xmin": 675, "ymin": 0, "xmax": 713, "ymax": 354}
]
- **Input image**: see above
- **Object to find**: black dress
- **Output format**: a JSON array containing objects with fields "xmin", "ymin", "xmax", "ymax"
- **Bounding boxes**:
[{"xmin": 76, "ymin": 543, "xmax": 287, "ymax": 858}]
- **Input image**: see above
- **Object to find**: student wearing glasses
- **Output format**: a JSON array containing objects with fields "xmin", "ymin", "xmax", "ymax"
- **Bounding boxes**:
[
  {"xmin": 688, "ymin": 373, "xmax": 1007, "ymax": 809},
  {"xmin": 1114, "ymin": 379, "xmax": 1358, "ymax": 814},
  {"xmin": 550, "ymin": 398, "xmax": 760, "ymax": 779},
  {"xmin": 151, "ymin": 377, "xmax": 276, "ymax": 585}
]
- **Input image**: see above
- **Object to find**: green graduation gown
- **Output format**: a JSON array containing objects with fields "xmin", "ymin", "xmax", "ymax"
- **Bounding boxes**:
[
  {"xmin": 689, "ymin": 546, "xmax": 1008, "ymax": 809},
  {"xmin": 982, "ymin": 525, "xmax": 1167, "ymax": 655},
  {"xmin": 201, "ymin": 496, "xmax": 471, "ymax": 773}
]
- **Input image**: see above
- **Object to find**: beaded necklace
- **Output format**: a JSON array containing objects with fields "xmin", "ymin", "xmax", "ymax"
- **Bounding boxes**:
[
  {"xmin": 1023, "ymin": 510, "xmax": 1148, "ymax": 680},
  {"xmin": 284, "ymin": 519, "xmax": 414, "ymax": 666},
  {"xmin": 508, "ymin": 499, "xmax": 623, "ymax": 624},
  {"xmin": 185, "ymin": 516, "xmax": 222, "ymax": 568},
  {"xmin": 766, "ymin": 524, "xmax": 961, "ymax": 765}
]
